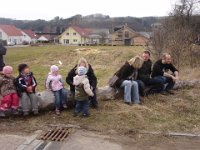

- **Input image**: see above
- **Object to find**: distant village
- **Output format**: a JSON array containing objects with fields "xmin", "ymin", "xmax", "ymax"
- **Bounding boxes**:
[{"xmin": 0, "ymin": 23, "xmax": 156, "ymax": 46}]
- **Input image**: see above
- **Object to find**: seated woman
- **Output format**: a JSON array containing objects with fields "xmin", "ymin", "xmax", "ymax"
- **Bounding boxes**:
[
  {"xmin": 66, "ymin": 58, "xmax": 98, "ymax": 109},
  {"xmin": 113, "ymin": 56, "xmax": 143, "ymax": 105}
]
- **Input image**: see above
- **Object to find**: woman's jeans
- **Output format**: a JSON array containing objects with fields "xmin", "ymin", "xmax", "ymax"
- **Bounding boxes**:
[
  {"xmin": 21, "ymin": 92, "xmax": 38, "ymax": 113},
  {"xmin": 121, "ymin": 80, "xmax": 140, "ymax": 104},
  {"xmin": 53, "ymin": 88, "xmax": 67, "ymax": 110}
]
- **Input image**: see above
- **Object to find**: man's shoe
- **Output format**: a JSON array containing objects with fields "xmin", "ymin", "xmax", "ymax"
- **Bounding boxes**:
[
  {"xmin": 160, "ymin": 91, "xmax": 169, "ymax": 95},
  {"xmin": 125, "ymin": 102, "xmax": 132, "ymax": 106},
  {"xmin": 91, "ymin": 105, "xmax": 98, "ymax": 109},
  {"xmin": 166, "ymin": 90, "xmax": 174, "ymax": 95},
  {"xmin": 73, "ymin": 112, "xmax": 78, "ymax": 117},
  {"xmin": 82, "ymin": 113, "xmax": 89, "ymax": 117}
]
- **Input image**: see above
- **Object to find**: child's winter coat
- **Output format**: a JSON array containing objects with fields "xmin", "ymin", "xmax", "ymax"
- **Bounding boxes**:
[{"xmin": 73, "ymin": 75, "xmax": 94, "ymax": 101}]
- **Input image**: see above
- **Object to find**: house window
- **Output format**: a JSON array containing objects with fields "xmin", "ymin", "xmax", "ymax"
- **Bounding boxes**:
[
  {"xmin": 125, "ymin": 31, "xmax": 129, "ymax": 38},
  {"xmin": 64, "ymin": 39, "xmax": 69, "ymax": 44},
  {"xmin": 73, "ymin": 39, "xmax": 77, "ymax": 42},
  {"xmin": 73, "ymin": 32, "xmax": 76, "ymax": 36},
  {"xmin": 66, "ymin": 33, "xmax": 69, "ymax": 36},
  {"xmin": 118, "ymin": 31, "xmax": 123, "ymax": 38}
]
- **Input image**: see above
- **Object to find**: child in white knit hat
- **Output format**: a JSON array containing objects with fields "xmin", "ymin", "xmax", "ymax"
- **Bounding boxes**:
[
  {"xmin": 46, "ymin": 65, "xmax": 67, "ymax": 115},
  {"xmin": 73, "ymin": 66, "xmax": 94, "ymax": 117}
]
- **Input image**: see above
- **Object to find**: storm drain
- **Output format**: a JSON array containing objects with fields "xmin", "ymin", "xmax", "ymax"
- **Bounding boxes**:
[{"xmin": 39, "ymin": 127, "xmax": 70, "ymax": 142}]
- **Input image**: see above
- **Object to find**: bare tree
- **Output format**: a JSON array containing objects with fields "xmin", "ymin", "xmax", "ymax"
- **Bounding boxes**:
[
  {"xmin": 162, "ymin": 0, "xmax": 200, "ymax": 68},
  {"xmin": 148, "ymin": 0, "xmax": 200, "ymax": 68},
  {"xmin": 149, "ymin": 23, "xmax": 165, "ymax": 59}
]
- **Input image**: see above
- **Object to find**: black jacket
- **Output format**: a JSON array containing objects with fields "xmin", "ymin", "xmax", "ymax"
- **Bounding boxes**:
[
  {"xmin": 137, "ymin": 59, "xmax": 152, "ymax": 84},
  {"xmin": 152, "ymin": 59, "xmax": 178, "ymax": 78},
  {"xmin": 66, "ymin": 64, "xmax": 97, "ymax": 93},
  {"xmin": 15, "ymin": 72, "xmax": 37, "ymax": 96},
  {"xmin": 0, "ymin": 45, "xmax": 7, "ymax": 71},
  {"xmin": 115, "ymin": 62, "xmax": 137, "ymax": 88}
]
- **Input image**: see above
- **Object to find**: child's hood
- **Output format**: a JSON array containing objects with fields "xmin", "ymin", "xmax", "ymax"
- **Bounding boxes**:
[
  {"xmin": 47, "ymin": 72, "xmax": 61, "ymax": 78},
  {"xmin": 73, "ymin": 75, "xmax": 88, "ymax": 85}
]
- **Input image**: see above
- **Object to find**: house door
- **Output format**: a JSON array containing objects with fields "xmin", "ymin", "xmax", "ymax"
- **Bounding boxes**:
[
  {"xmin": 124, "ymin": 39, "xmax": 131, "ymax": 46},
  {"xmin": 64, "ymin": 39, "xmax": 69, "ymax": 44}
]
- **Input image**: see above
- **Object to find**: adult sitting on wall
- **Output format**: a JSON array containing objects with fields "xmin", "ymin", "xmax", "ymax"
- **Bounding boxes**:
[
  {"xmin": 66, "ymin": 58, "xmax": 98, "ymax": 109},
  {"xmin": 151, "ymin": 53, "xmax": 179, "ymax": 95},
  {"xmin": 137, "ymin": 50, "xmax": 163, "ymax": 95},
  {"xmin": 112, "ymin": 56, "xmax": 143, "ymax": 105},
  {"xmin": 0, "ymin": 41, "xmax": 7, "ymax": 71}
]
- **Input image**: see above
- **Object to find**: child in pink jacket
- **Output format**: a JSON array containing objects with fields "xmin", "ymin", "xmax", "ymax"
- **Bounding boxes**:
[{"xmin": 46, "ymin": 65, "xmax": 67, "ymax": 115}]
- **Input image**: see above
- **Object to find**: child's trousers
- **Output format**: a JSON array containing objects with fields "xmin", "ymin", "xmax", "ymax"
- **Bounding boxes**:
[
  {"xmin": 0, "ymin": 93, "xmax": 19, "ymax": 110},
  {"xmin": 75, "ymin": 100, "xmax": 89, "ymax": 115},
  {"xmin": 53, "ymin": 88, "xmax": 67, "ymax": 110},
  {"xmin": 20, "ymin": 92, "xmax": 38, "ymax": 113}
]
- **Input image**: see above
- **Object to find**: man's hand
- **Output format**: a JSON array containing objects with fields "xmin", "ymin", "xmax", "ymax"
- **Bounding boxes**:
[
  {"xmin": 90, "ymin": 86, "xmax": 94, "ymax": 90},
  {"xmin": 172, "ymin": 76, "xmax": 179, "ymax": 82}
]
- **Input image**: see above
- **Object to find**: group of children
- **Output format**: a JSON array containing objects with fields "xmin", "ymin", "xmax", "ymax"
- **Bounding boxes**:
[{"xmin": 0, "ymin": 64, "xmax": 94, "ymax": 117}]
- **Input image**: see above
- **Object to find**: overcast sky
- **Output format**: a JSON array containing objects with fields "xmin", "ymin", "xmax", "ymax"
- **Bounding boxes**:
[{"xmin": 0, "ymin": 0, "xmax": 177, "ymax": 20}]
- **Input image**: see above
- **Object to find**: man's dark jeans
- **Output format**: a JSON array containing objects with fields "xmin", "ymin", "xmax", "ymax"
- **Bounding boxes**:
[
  {"xmin": 137, "ymin": 78, "xmax": 164, "ymax": 96},
  {"xmin": 153, "ymin": 76, "xmax": 175, "ymax": 92},
  {"xmin": 146, "ymin": 78, "xmax": 164, "ymax": 93}
]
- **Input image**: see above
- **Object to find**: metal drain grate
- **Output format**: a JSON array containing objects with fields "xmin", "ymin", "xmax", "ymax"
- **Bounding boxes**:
[{"xmin": 39, "ymin": 127, "xmax": 70, "ymax": 142}]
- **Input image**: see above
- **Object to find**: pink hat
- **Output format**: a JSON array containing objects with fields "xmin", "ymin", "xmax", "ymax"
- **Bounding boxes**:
[
  {"xmin": 3, "ymin": 66, "xmax": 13, "ymax": 74},
  {"xmin": 50, "ymin": 65, "xmax": 59, "ymax": 73}
]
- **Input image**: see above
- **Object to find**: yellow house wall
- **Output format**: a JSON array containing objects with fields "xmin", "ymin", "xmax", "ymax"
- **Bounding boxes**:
[{"xmin": 59, "ymin": 27, "xmax": 89, "ymax": 45}]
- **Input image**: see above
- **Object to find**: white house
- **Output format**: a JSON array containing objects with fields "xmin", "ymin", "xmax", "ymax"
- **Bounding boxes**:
[
  {"xmin": 88, "ymin": 28, "xmax": 110, "ymax": 45},
  {"xmin": 0, "ymin": 24, "xmax": 23, "ymax": 45},
  {"xmin": 21, "ymin": 29, "xmax": 37, "ymax": 44},
  {"xmin": 38, "ymin": 35, "xmax": 52, "ymax": 42}
]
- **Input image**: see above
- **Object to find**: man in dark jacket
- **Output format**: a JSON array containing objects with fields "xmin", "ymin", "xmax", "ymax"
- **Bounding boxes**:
[
  {"xmin": 66, "ymin": 58, "xmax": 98, "ymax": 108},
  {"xmin": 137, "ymin": 51, "xmax": 163, "ymax": 95},
  {"xmin": 0, "ymin": 42, "xmax": 7, "ymax": 71},
  {"xmin": 152, "ymin": 53, "xmax": 179, "ymax": 94}
]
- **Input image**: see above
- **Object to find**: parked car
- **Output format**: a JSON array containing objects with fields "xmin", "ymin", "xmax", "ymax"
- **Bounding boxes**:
[
  {"xmin": 22, "ymin": 41, "xmax": 29, "ymax": 45},
  {"xmin": 7, "ymin": 41, "xmax": 15, "ymax": 46}
]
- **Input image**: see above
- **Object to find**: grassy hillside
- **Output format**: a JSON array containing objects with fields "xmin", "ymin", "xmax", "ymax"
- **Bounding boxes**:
[{"xmin": 5, "ymin": 45, "xmax": 144, "ymax": 91}]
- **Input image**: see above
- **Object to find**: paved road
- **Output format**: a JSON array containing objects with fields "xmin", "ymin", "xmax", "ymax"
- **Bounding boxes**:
[{"xmin": 0, "ymin": 129, "xmax": 200, "ymax": 150}]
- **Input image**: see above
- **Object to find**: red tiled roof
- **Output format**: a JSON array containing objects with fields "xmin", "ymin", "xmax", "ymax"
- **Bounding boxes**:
[
  {"xmin": 71, "ymin": 25, "xmax": 91, "ymax": 37},
  {"xmin": 0, "ymin": 24, "xmax": 23, "ymax": 36},
  {"xmin": 22, "ymin": 29, "xmax": 36, "ymax": 38}
]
